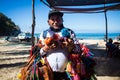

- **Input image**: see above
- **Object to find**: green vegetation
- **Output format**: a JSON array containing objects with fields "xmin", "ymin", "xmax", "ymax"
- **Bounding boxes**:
[{"xmin": 0, "ymin": 12, "xmax": 21, "ymax": 36}]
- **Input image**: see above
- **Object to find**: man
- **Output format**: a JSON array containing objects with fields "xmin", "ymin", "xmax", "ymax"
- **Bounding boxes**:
[
  {"xmin": 39, "ymin": 10, "xmax": 76, "ymax": 80},
  {"xmin": 106, "ymin": 38, "xmax": 117, "ymax": 57}
]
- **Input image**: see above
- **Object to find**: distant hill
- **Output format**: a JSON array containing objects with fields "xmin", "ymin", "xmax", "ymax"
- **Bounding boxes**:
[{"xmin": 0, "ymin": 12, "xmax": 21, "ymax": 36}]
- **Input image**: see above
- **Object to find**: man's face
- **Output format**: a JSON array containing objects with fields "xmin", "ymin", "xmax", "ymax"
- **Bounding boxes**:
[{"xmin": 48, "ymin": 15, "xmax": 63, "ymax": 29}]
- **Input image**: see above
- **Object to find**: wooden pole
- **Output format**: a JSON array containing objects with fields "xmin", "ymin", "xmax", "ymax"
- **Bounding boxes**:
[
  {"xmin": 31, "ymin": 0, "xmax": 35, "ymax": 47},
  {"xmin": 104, "ymin": 0, "xmax": 108, "ymax": 43},
  {"xmin": 104, "ymin": 0, "xmax": 108, "ymax": 54},
  {"xmin": 104, "ymin": 10, "xmax": 108, "ymax": 43}
]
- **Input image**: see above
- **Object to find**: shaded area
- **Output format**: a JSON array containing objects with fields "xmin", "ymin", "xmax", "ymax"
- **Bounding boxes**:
[
  {"xmin": 85, "ymin": 43, "xmax": 120, "ymax": 76},
  {"xmin": 1, "ymin": 41, "xmax": 32, "ymax": 46},
  {"xmin": 91, "ymin": 49, "xmax": 106, "ymax": 57},
  {"xmin": 91, "ymin": 48, "xmax": 120, "ymax": 76},
  {"xmin": 0, "ymin": 57, "xmax": 28, "ymax": 61},
  {"xmin": 0, "ymin": 62, "xmax": 26, "ymax": 69},
  {"xmin": 95, "ymin": 57, "xmax": 120, "ymax": 76},
  {"xmin": 0, "ymin": 50, "xmax": 29, "ymax": 55}
]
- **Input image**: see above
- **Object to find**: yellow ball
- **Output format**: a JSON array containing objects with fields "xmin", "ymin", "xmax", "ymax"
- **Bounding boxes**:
[{"xmin": 17, "ymin": 73, "xmax": 22, "ymax": 79}]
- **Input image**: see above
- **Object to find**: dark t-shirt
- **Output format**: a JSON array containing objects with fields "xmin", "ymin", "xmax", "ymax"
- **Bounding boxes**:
[{"xmin": 106, "ymin": 42, "xmax": 117, "ymax": 51}]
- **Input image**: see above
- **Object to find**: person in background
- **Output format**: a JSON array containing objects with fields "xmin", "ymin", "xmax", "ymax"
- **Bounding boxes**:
[{"xmin": 106, "ymin": 38, "xmax": 117, "ymax": 57}]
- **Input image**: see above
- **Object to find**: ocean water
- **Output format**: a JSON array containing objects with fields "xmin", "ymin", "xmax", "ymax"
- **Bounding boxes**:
[
  {"xmin": 76, "ymin": 33, "xmax": 120, "ymax": 40},
  {"xmin": 35, "ymin": 33, "xmax": 120, "ymax": 40}
]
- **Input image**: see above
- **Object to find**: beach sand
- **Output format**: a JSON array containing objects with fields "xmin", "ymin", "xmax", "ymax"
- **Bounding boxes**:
[
  {"xmin": 0, "ymin": 40, "xmax": 31, "ymax": 80},
  {"xmin": 0, "ymin": 39, "xmax": 120, "ymax": 80}
]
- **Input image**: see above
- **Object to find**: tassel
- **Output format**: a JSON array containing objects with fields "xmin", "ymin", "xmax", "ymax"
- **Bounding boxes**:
[
  {"xmin": 66, "ymin": 71, "xmax": 72, "ymax": 80},
  {"xmin": 81, "ymin": 61, "xmax": 86, "ymax": 76},
  {"xmin": 36, "ymin": 65, "xmax": 39, "ymax": 80},
  {"xmin": 71, "ymin": 67, "xmax": 80, "ymax": 80},
  {"xmin": 73, "ymin": 74, "xmax": 80, "ymax": 80},
  {"xmin": 66, "ymin": 61, "xmax": 72, "ymax": 73},
  {"xmin": 76, "ymin": 62, "xmax": 81, "ymax": 74}
]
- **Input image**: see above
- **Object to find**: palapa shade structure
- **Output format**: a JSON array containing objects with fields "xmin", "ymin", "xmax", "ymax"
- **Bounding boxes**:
[
  {"xmin": 39, "ymin": 0, "xmax": 120, "ymax": 43},
  {"xmin": 30, "ymin": 0, "xmax": 120, "ymax": 46}
]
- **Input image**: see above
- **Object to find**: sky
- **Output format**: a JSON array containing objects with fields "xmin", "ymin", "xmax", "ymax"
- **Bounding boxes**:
[{"xmin": 0, "ymin": 0, "xmax": 120, "ymax": 33}]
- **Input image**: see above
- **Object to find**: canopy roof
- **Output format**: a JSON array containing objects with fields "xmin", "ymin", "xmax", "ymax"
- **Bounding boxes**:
[
  {"xmin": 39, "ymin": 0, "xmax": 120, "ymax": 42},
  {"xmin": 45, "ymin": 0, "xmax": 120, "ymax": 6},
  {"xmin": 41, "ymin": 0, "xmax": 120, "ymax": 13}
]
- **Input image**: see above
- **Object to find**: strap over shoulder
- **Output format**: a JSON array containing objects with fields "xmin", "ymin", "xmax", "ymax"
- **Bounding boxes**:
[
  {"xmin": 43, "ymin": 29, "xmax": 49, "ymax": 39},
  {"xmin": 42, "ymin": 28, "xmax": 75, "ymax": 39}
]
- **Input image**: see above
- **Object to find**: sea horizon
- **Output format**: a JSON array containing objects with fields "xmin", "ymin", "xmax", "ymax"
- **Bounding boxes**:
[{"xmin": 34, "ymin": 32, "xmax": 120, "ymax": 40}]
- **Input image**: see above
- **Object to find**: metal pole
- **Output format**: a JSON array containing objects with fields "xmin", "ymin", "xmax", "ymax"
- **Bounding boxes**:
[{"xmin": 31, "ymin": 0, "xmax": 35, "ymax": 47}]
